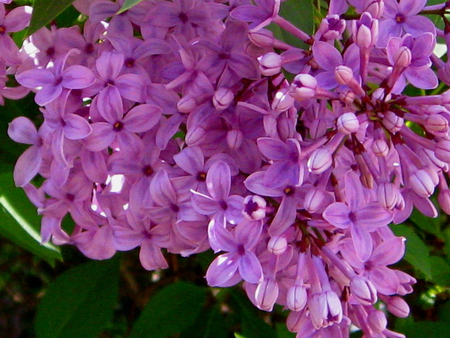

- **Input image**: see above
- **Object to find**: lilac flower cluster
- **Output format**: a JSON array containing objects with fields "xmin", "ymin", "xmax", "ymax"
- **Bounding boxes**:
[{"xmin": 5, "ymin": 0, "xmax": 450, "ymax": 336}]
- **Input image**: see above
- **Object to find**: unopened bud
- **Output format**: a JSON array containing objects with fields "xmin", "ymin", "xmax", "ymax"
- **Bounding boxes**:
[
  {"xmin": 435, "ymin": 139, "xmax": 450, "ymax": 163},
  {"xmin": 248, "ymin": 28, "xmax": 274, "ymax": 47},
  {"xmin": 177, "ymin": 95, "xmax": 197, "ymax": 113},
  {"xmin": 337, "ymin": 112, "xmax": 359, "ymax": 134},
  {"xmin": 255, "ymin": 278, "xmax": 279, "ymax": 311},
  {"xmin": 372, "ymin": 139, "xmax": 389, "ymax": 157},
  {"xmin": 272, "ymin": 87, "xmax": 295, "ymax": 112},
  {"xmin": 377, "ymin": 182, "xmax": 398, "ymax": 210},
  {"xmin": 339, "ymin": 90, "xmax": 356, "ymax": 105},
  {"xmin": 438, "ymin": 189, "xmax": 450, "ymax": 214},
  {"xmin": 290, "ymin": 74, "xmax": 317, "ymax": 101},
  {"xmin": 350, "ymin": 275, "xmax": 377, "ymax": 306},
  {"xmin": 258, "ymin": 52, "xmax": 282, "ymax": 76},
  {"xmin": 383, "ymin": 111, "xmax": 404, "ymax": 133},
  {"xmin": 287, "ymin": 284, "xmax": 308, "ymax": 312},
  {"xmin": 267, "ymin": 235, "xmax": 287, "ymax": 255},
  {"xmin": 425, "ymin": 113, "xmax": 449, "ymax": 134},
  {"xmin": 367, "ymin": 309, "xmax": 387, "ymax": 333},
  {"xmin": 393, "ymin": 46, "xmax": 411, "ymax": 68},
  {"xmin": 355, "ymin": 24, "xmax": 373, "ymax": 50},
  {"xmin": 386, "ymin": 296, "xmax": 410, "ymax": 318},
  {"xmin": 213, "ymin": 88, "xmax": 234, "ymax": 110},
  {"xmin": 227, "ymin": 129, "xmax": 243, "ymax": 150},
  {"xmin": 365, "ymin": 0, "xmax": 384, "ymax": 18},
  {"xmin": 335, "ymin": 65, "xmax": 355, "ymax": 86},
  {"xmin": 409, "ymin": 169, "xmax": 435, "ymax": 197},
  {"xmin": 304, "ymin": 188, "xmax": 327, "ymax": 213},
  {"xmin": 307, "ymin": 148, "xmax": 333, "ymax": 174}
]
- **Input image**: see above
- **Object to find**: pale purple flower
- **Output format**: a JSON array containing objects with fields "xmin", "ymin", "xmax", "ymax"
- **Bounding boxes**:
[
  {"xmin": 323, "ymin": 172, "xmax": 392, "ymax": 261},
  {"xmin": 16, "ymin": 50, "xmax": 95, "ymax": 106},
  {"xmin": 378, "ymin": 0, "xmax": 435, "ymax": 47},
  {"xmin": 206, "ymin": 219, "xmax": 263, "ymax": 286},
  {"xmin": 0, "ymin": 3, "xmax": 31, "ymax": 64},
  {"xmin": 191, "ymin": 161, "xmax": 244, "ymax": 225}
]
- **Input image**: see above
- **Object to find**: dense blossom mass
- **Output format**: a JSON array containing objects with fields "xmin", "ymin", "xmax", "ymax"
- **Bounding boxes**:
[{"xmin": 4, "ymin": 0, "xmax": 450, "ymax": 336}]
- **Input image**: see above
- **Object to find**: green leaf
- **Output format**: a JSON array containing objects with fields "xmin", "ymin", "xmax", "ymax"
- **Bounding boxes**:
[
  {"xmin": 276, "ymin": 323, "xmax": 295, "ymax": 338},
  {"xmin": 430, "ymin": 256, "xmax": 450, "ymax": 286},
  {"xmin": 129, "ymin": 282, "xmax": 207, "ymax": 338},
  {"xmin": 0, "ymin": 172, "xmax": 61, "ymax": 265},
  {"xmin": 278, "ymin": 0, "xmax": 314, "ymax": 48},
  {"xmin": 409, "ymin": 208, "xmax": 442, "ymax": 238},
  {"xmin": 392, "ymin": 224, "xmax": 432, "ymax": 280},
  {"xmin": 395, "ymin": 319, "xmax": 449, "ymax": 338},
  {"xmin": 35, "ymin": 258, "xmax": 120, "ymax": 338},
  {"xmin": 179, "ymin": 305, "xmax": 229, "ymax": 338},
  {"xmin": 230, "ymin": 289, "xmax": 277, "ymax": 338},
  {"xmin": 117, "ymin": 0, "xmax": 146, "ymax": 14},
  {"xmin": 27, "ymin": 0, "xmax": 76, "ymax": 37}
]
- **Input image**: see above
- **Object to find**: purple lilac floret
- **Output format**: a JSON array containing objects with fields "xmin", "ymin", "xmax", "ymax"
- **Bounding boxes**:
[{"xmin": 6, "ymin": 0, "xmax": 450, "ymax": 337}]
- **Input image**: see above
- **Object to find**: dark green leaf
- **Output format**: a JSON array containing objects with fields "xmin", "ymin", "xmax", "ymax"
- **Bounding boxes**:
[
  {"xmin": 117, "ymin": 0, "xmax": 146, "ymax": 14},
  {"xmin": 0, "ymin": 172, "xmax": 61, "ymax": 265},
  {"xmin": 430, "ymin": 256, "xmax": 450, "ymax": 286},
  {"xmin": 276, "ymin": 323, "xmax": 295, "ymax": 338},
  {"xmin": 395, "ymin": 318, "xmax": 448, "ymax": 338},
  {"xmin": 27, "ymin": 0, "xmax": 76, "ymax": 37},
  {"xmin": 35, "ymin": 258, "xmax": 120, "ymax": 338},
  {"xmin": 230, "ymin": 289, "xmax": 277, "ymax": 338},
  {"xmin": 54, "ymin": 5, "xmax": 81, "ymax": 28},
  {"xmin": 179, "ymin": 305, "xmax": 228, "ymax": 338},
  {"xmin": 392, "ymin": 224, "xmax": 432, "ymax": 280},
  {"xmin": 409, "ymin": 208, "xmax": 442, "ymax": 238},
  {"xmin": 278, "ymin": 0, "xmax": 314, "ymax": 48},
  {"xmin": 129, "ymin": 282, "xmax": 207, "ymax": 338}
]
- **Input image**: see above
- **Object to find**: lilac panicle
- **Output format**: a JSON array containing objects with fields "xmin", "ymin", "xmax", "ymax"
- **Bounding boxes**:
[{"xmin": 7, "ymin": 0, "xmax": 446, "ymax": 336}]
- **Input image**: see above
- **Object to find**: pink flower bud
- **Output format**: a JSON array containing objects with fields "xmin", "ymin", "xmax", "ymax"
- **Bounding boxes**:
[
  {"xmin": 255, "ymin": 277, "xmax": 279, "ymax": 311},
  {"xmin": 287, "ymin": 284, "xmax": 308, "ymax": 312},
  {"xmin": 267, "ymin": 235, "xmax": 287, "ymax": 255},
  {"xmin": 386, "ymin": 296, "xmax": 410, "ymax": 318},
  {"xmin": 438, "ymin": 189, "xmax": 450, "ymax": 214},
  {"xmin": 355, "ymin": 23, "xmax": 373, "ymax": 50},
  {"xmin": 286, "ymin": 310, "xmax": 306, "ymax": 333},
  {"xmin": 367, "ymin": 309, "xmax": 387, "ymax": 333},
  {"xmin": 304, "ymin": 188, "xmax": 327, "ymax": 213},
  {"xmin": 393, "ymin": 46, "xmax": 411, "ymax": 68},
  {"xmin": 435, "ymin": 139, "xmax": 450, "ymax": 163},
  {"xmin": 227, "ymin": 129, "xmax": 243, "ymax": 150},
  {"xmin": 425, "ymin": 113, "xmax": 449, "ymax": 134},
  {"xmin": 337, "ymin": 112, "xmax": 359, "ymax": 134},
  {"xmin": 290, "ymin": 74, "xmax": 317, "ymax": 101},
  {"xmin": 339, "ymin": 90, "xmax": 356, "ymax": 105},
  {"xmin": 377, "ymin": 182, "xmax": 398, "ymax": 210},
  {"xmin": 382, "ymin": 111, "xmax": 403, "ymax": 133},
  {"xmin": 243, "ymin": 195, "xmax": 266, "ymax": 220},
  {"xmin": 213, "ymin": 88, "xmax": 234, "ymax": 110},
  {"xmin": 438, "ymin": 62, "xmax": 450, "ymax": 86},
  {"xmin": 350, "ymin": 276, "xmax": 377, "ymax": 306},
  {"xmin": 258, "ymin": 52, "xmax": 282, "ymax": 76},
  {"xmin": 272, "ymin": 88, "xmax": 295, "ymax": 112},
  {"xmin": 372, "ymin": 139, "xmax": 389, "ymax": 157},
  {"xmin": 177, "ymin": 95, "xmax": 197, "ymax": 113},
  {"xmin": 307, "ymin": 148, "xmax": 332, "ymax": 174},
  {"xmin": 365, "ymin": 0, "xmax": 384, "ymax": 18},
  {"xmin": 409, "ymin": 169, "xmax": 435, "ymax": 197},
  {"xmin": 334, "ymin": 65, "xmax": 355, "ymax": 86},
  {"xmin": 185, "ymin": 126, "xmax": 205, "ymax": 145},
  {"xmin": 248, "ymin": 28, "xmax": 274, "ymax": 47}
]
